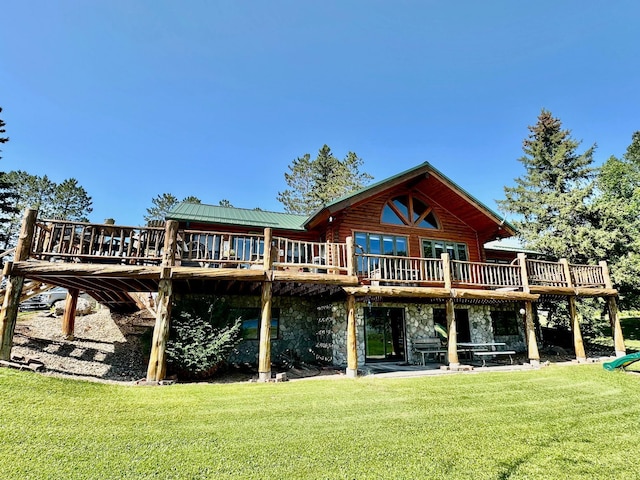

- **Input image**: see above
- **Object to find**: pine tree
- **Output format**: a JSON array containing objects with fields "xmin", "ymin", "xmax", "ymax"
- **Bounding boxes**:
[
  {"xmin": 277, "ymin": 145, "xmax": 372, "ymax": 215},
  {"xmin": 144, "ymin": 193, "xmax": 201, "ymax": 224},
  {"xmin": 499, "ymin": 110, "xmax": 599, "ymax": 263},
  {"xmin": 0, "ymin": 107, "xmax": 18, "ymax": 247}
]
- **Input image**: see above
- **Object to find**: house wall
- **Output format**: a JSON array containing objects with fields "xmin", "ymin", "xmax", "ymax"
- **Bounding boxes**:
[{"xmin": 331, "ymin": 188, "xmax": 483, "ymax": 262}]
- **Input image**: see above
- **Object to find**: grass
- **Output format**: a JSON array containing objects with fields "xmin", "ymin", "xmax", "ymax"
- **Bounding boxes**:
[{"xmin": 1, "ymin": 365, "xmax": 640, "ymax": 479}]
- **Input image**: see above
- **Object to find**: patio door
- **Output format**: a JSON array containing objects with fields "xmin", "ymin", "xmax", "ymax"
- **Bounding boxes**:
[{"xmin": 364, "ymin": 307, "xmax": 406, "ymax": 362}]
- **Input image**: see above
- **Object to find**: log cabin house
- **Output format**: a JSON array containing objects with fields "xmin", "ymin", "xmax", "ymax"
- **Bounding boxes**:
[{"xmin": 0, "ymin": 162, "xmax": 627, "ymax": 381}]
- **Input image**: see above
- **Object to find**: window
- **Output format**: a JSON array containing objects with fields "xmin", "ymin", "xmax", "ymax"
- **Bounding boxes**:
[
  {"xmin": 231, "ymin": 307, "xmax": 279, "ymax": 340},
  {"xmin": 382, "ymin": 194, "xmax": 438, "ymax": 229},
  {"xmin": 422, "ymin": 239, "xmax": 468, "ymax": 261},
  {"xmin": 355, "ymin": 232, "xmax": 408, "ymax": 275},
  {"xmin": 491, "ymin": 310, "xmax": 520, "ymax": 336},
  {"xmin": 355, "ymin": 232, "xmax": 408, "ymax": 256}
]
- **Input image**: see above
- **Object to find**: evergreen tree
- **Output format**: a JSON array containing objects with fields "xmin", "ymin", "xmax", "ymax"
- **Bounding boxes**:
[
  {"xmin": 277, "ymin": 145, "xmax": 372, "ymax": 215},
  {"xmin": 50, "ymin": 178, "xmax": 93, "ymax": 221},
  {"xmin": 499, "ymin": 110, "xmax": 600, "ymax": 263},
  {"xmin": 144, "ymin": 193, "xmax": 201, "ymax": 224},
  {"xmin": 0, "ymin": 171, "xmax": 93, "ymax": 249},
  {"xmin": 0, "ymin": 107, "xmax": 18, "ymax": 247}
]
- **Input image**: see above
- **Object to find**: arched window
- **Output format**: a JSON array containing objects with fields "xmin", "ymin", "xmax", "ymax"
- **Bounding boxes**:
[{"xmin": 381, "ymin": 194, "xmax": 438, "ymax": 229}]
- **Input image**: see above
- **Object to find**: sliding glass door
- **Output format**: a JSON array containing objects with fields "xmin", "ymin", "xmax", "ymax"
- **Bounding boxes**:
[{"xmin": 364, "ymin": 307, "xmax": 406, "ymax": 362}]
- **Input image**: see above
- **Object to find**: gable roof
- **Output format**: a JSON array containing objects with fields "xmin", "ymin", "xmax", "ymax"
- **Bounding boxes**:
[
  {"xmin": 303, "ymin": 161, "xmax": 517, "ymax": 236},
  {"xmin": 167, "ymin": 202, "xmax": 307, "ymax": 231}
]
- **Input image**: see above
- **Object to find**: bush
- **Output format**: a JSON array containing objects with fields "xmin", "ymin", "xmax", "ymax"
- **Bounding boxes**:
[{"xmin": 166, "ymin": 296, "xmax": 242, "ymax": 380}]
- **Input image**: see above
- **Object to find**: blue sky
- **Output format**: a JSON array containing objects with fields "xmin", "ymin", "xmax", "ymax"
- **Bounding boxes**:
[{"xmin": 1, "ymin": 1, "xmax": 639, "ymax": 227}]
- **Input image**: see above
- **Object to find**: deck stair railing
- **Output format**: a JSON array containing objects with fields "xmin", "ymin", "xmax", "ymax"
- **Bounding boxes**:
[
  {"xmin": 358, "ymin": 254, "xmax": 445, "ymax": 284},
  {"xmin": 178, "ymin": 230, "xmax": 266, "ymax": 268},
  {"xmin": 273, "ymin": 237, "xmax": 349, "ymax": 273},
  {"xmin": 31, "ymin": 219, "xmax": 165, "ymax": 264},
  {"xmin": 451, "ymin": 260, "xmax": 523, "ymax": 289}
]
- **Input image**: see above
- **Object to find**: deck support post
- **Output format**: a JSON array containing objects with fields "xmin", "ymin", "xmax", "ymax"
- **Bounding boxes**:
[
  {"xmin": 445, "ymin": 298, "xmax": 459, "ymax": 367},
  {"xmin": 524, "ymin": 301, "xmax": 540, "ymax": 366},
  {"xmin": 146, "ymin": 220, "xmax": 178, "ymax": 382},
  {"xmin": 61, "ymin": 288, "xmax": 80, "ymax": 340},
  {"xmin": 346, "ymin": 236, "xmax": 356, "ymax": 277},
  {"xmin": 258, "ymin": 228, "xmax": 274, "ymax": 382},
  {"xmin": 607, "ymin": 297, "xmax": 626, "ymax": 357},
  {"xmin": 600, "ymin": 261, "xmax": 626, "ymax": 357},
  {"xmin": 0, "ymin": 208, "xmax": 37, "ymax": 361},
  {"xmin": 568, "ymin": 296, "xmax": 587, "ymax": 362},
  {"xmin": 346, "ymin": 293, "xmax": 358, "ymax": 378}
]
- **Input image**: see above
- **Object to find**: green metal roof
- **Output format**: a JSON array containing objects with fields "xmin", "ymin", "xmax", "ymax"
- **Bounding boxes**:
[{"xmin": 167, "ymin": 203, "xmax": 308, "ymax": 231}]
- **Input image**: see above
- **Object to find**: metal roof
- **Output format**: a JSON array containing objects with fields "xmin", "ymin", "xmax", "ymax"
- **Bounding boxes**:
[{"xmin": 166, "ymin": 203, "xmax": 307, "ymax": 231}]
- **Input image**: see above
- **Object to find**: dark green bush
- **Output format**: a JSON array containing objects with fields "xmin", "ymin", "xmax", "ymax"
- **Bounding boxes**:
[{"xmin": 166, "ymin": 296, "xmax": 242, "ymax": 379}]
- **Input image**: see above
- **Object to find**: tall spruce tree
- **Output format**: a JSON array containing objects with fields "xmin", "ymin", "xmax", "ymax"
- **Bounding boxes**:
[
  {"xmin": 499, "ymin": 110, "xmax": 600, "ymax": 263},
  {"xmin": 277, "ymin": 145, "xmax": 372, "ymax": 215}
]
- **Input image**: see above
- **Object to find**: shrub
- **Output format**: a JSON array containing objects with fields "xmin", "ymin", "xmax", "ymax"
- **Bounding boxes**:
[{"xmin": 166, "ymin": 296, "xmax": 242, "ymax": 379}]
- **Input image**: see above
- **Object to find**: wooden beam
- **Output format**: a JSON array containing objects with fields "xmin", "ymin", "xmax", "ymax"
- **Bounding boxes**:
[
  {"xmin": 446, "ymin": 299, "xmax": 459, "ymax": 367},
  {"xmin": 568, "ymin": 296, "xmax": 587, "ymax": 362},
  {"xmin": 529, "ymin": 286, "xmax": 618, "ymax": 297},
  {"xmin": 12, "ymin": 261, "xmax": 163, "ymax": 279},
  {"xmin": 146, "ymin": 276, "xmax": 173, "ymax": 382},
  {"xmin": 524, "ymin": 301, "xmax": 540, "ymax": 365},
  {"xmin": 146, "ymin": 222, "xmax": 178, "ymax": 382},
  {"xmin": 346, "ymin": 293, "xmax": 357, "ymax": 378},
  {"xmin": 271, "ymin": 271, "xmax": 358, "ymax": 285},
  {"xmin": 442, "ymin": 252, "xmax": 452, "ymax": 290},
  {"xmin": 344, "ymin": 285, "xmax": 451, "ymax": 298},
  {"xmin": 257, "ymin": 281, "xmax": 273, "ymax": 382},
  {"xmin": 0, "ymin": 208, "xmax": 37, "ymax": 361},
  {"xmin": 607, "ymin": 297, "xmax": 626, "ymax": 357},
  {"xmin": 61, "ymin": 288, "xmax": 79, "ymax": 340},
  {"xmin": 450, "ymin": 289, "xmax": 539, "ymax": 301}
]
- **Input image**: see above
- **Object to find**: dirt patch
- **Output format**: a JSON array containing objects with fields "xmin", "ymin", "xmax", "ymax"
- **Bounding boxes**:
[{"xmin": 11, "ymin": 308, "xmax": 151, "ymax": 384}]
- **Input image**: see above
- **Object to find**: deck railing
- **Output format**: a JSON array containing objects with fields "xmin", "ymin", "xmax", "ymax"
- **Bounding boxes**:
[
  {"xmin": 26, "ymin": 218, "xmax": 611, "ymax": 290},
  {"xmin": 31, "ymin": 219, "xmax": 165, "ymax": 264},
  {"xmin": 273, "ymin": 237, "xmax": 349, "ymax": 273},
  {"xmin": 451, "ymin": 260, "xmax": 523, "ymax": 289},
  {"xmin": 359, "ymin": 254, "xmax": 445, "ymax": 284},
  {"xmin": 570, "ymin": 264, "xmax": 606, "ymax": 287},
  {"xmin": 525, "ymin": 259, "xmax": 568, "ymax": 287},
  {"xmin": 178, "ymin": 230, "xmax": 265, "ymax": 268}
]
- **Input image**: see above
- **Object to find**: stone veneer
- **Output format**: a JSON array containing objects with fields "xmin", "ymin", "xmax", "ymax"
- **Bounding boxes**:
[{"xmin": 200, "ymin": 295, "xmax": 526, "ymax": 368}]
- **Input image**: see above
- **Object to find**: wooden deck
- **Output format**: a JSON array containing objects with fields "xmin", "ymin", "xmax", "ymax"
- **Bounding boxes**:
[{"xmin": 1, "ymin": 217, "xmax": 615, "ymax": 310}]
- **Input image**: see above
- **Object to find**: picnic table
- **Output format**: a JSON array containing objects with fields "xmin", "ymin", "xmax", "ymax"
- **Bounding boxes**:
[{"xmin": 458, "ymin": 342, "xmax": 515, "ymax": 367}]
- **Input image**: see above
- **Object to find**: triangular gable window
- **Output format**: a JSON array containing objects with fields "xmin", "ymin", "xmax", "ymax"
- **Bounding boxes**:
[{"xmin": 382, "ymin": 194, "xmax": 438, "ymax": 229}]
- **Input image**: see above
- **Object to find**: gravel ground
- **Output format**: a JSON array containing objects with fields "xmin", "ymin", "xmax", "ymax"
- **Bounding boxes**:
[{"xmin": 11, "ymin": 307, "xmax": 152, "ymax": 384}]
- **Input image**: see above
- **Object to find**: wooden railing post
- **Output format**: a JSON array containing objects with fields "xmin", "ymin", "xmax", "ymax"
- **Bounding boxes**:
[
  {"xmin": 599, "ymin": 261, "xmax": 613, "ymax": 289},
  {"xmin": 517, "ymin": 253, "xmax": 529, "ymax": 292},
  {"xmin": 346, "ymin": 236, "xmax": 356, "ymax": 277},
  {"xmin": 559, "ymin": 258, "xmax": 572, "ymax": 287},
  {"xmin": 0, "ymin": 208, "xmax": 38, "ymax": 360},
  {"xmin": 346, "ymin": 293, "xmax": 357, "ymax": 377},
  {"xmin": 441, "ymin": 253, "xmax": 452, "ymax": 289},
  {"xmin": 146, "ymin": 220, "xmax": 178, "ymax": 382}
]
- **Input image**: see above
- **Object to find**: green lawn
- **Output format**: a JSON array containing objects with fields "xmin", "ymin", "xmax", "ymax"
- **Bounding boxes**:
[{"xmin": 1, "ymin": 365, "xmax": 639, "ymax": 479}]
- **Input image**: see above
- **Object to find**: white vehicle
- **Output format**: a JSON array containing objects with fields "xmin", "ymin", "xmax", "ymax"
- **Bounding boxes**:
[{"xmin": 19, "ymin": 287, "xmax": 69, "ymax": 310}]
